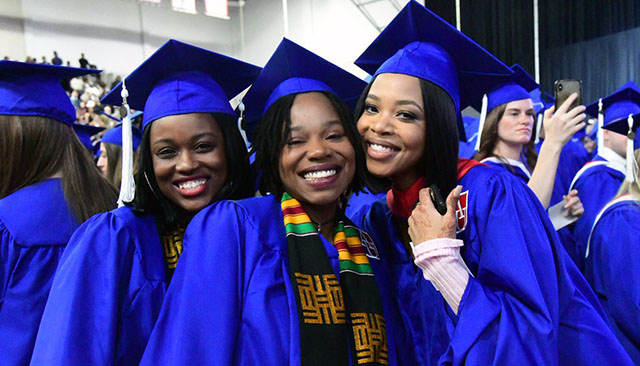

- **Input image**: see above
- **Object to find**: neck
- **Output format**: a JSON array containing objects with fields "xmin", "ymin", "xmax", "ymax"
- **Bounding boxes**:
[
  {"xmin": 300, "ymin": 200, "xmax": 338, "ymax": 239},
  {"xmin": 493, "ymin": 140, "xmax": 523, "ymax": 161}
]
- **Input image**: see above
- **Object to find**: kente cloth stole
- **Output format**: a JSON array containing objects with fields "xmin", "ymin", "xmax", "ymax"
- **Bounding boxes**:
[
  {"xmin": 161, "ymin": 227, "xmax": 185, "ymax": 282},
  {"xmin": 281, "ymin": 192, "xmax": 388, "ymax": 366}
]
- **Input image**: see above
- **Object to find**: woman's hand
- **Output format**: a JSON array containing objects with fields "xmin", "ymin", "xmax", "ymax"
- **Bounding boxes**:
[
  {"xmin": 543, "ymin": 93, "xmax": 586, "ymax": 149},
  {"xmin": 408, "ymin": 185, "xmax": 462, "ymax": 244},
  {"xmin": 563, "ymin": 189, "xmax": 584, "ymax": 217}
]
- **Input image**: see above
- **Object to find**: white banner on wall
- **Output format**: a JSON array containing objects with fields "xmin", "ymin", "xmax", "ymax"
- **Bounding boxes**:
[
  {"xmin": 204, "ymin": 0, "xmax": 229, "ymax": 19},
  {"xmin": 171, "ymin": 0, "xmax": 197, "ymax": 14}
]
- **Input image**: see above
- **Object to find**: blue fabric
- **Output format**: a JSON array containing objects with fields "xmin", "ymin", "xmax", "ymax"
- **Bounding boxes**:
[
  {"xmin": 0, "ymin": 179, "xmax": 76, "ymax": 366},
  {"xmin": 31, "ymin": 207, "xmax": 167, "ymax": 365},
  {"xmin": 101, "ymin": 124, "xmax": 142, "ymax": 150},
  {"xmin": 585, "ymin": 199, "xmax": 640, "ymax": 364},
  {"xmin": 139, "ymin": 195, "xmax": 411, "ymax": 365},
  {"xmin": 486, "ymin": 64, "xmax": 538, "ymax": 115},
  {"xmin": 585, "ymin": 81, "xmax": 640, "ymax": 124},
  {"xmin": 0, "ymin": 60, "xmax": 98, "ymax": 125},
  {"xmin": 345, "ymin": 188, "xmax": 385, "ymax": 222},
  {"xmin": 571, "ymin": 156, "xmax": 625, "ymax": 271},
  {"xmin": 100, "ymin": 39, "xmax": 261, "ymax": 129},
  {"xmin": 72, "ymin": 123, "xmax": 104, "ymax": 154},
  {"xmin": 458, "ymin": 116, "xmax": 480, "ymax": 159},
  {"xmin": 354, "ymin": 1, "xmax": 513, "ymax": 141},
  {"xmin": 242, "ymin": 38, "xmax": 366, "ymax": 142},
  {"xmin": 353, "ymin": 165, "xmax": 632, "ymax": 365}
]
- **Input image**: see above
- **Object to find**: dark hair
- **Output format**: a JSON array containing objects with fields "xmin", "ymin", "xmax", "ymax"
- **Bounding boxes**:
[
  {"xmin": 354, "ymin": 76, "xmax": 459, "ymax": 198},
  {"xmin": 0, "ymin": 115, "xmax": 118, "ymax": 222},
  {"xmin": 104, "ymin": 142, "xmax": 123, "ymax": 190},
  {"xmin": 473, "ymin": 103, "xmax": 538, "ymax": 171},
  {"xmin": 251, "ymin": 91, "xmax": 367, "ymax": 202},
  {"xmin": 129, "ymin": 113, "xmax": 253, "ymax": 230}
]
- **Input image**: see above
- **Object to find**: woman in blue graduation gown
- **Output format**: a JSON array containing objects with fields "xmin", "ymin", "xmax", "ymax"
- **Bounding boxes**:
[
  {"xmin": 584, "ymin": 119, "xmax": 640, "ymax": 363},
  {"xmin": 570, "ymin": 81, "xmax": 640, "ymax": 270},
  {"xmin": 140, "ymin": 39, "xmax": 404, "ymax": 366},
  {"xmin": 0, "ymin": 61, "xmax": 117, "ymax": 366},
  {"xmin": 30, "ymin": 40, "xmax": 259, "ymax": 365},
  {"xmin": 472, "ymin": 65, "xmax": 586, "ymax": 263},
  {"xmin": 96, "ymin": 113, "xmax": 143, "ymax": 190},
  {"xmin": 351, "ymin": 2, "xmax": 632, "ymax": 365}
]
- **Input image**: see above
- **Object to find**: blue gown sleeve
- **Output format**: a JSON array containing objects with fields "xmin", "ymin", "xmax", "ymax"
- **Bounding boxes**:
[
  {"xmin": 30, "ymin": 212, "xmax": 142, "ymax": 365},
  {"xmin": 588, "ymin": 204, "xmax": 640, "ymax": 363},
  {"xmin": 443, "ymin": 172, "xmax": 560, "ymax": 365},
  {"xmin": 140, "ymin": 201, "xmax": 251, "ymax": 365},
  {"xmin": 0, "ymin": 223, "xmax": 64, "ymax": 366}
]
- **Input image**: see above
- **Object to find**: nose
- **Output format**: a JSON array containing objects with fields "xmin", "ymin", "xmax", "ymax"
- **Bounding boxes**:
[
  {"xmin": 363, "ymin": 112, "xmax": 393, "ymax": 136},
  {"xmin": 175, "ymin": 150, "xmax": 199, "ymax": 173},
  {"xmin": 306, "ymin": 136, "xmax": 331, "ymax": 160}
]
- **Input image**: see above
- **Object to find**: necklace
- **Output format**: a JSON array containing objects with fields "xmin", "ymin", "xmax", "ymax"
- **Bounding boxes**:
[{"xmin": 310, "ymin": 217, "xmax": 335, "ymax": 233}]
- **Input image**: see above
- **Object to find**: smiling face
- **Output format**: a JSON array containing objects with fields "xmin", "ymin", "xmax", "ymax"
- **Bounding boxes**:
[
  {"xmin": 496, "ymin": 99, "xmax": 535, "ymax": 148},
  {"xmin": 357, "ymin": 73, "xmax": 426, "ymax": 189},
  {"xmin": 278, "ymin": 92, "xmax": 355, "ymax": 216},
  {"xmin": 150, "ymin": 113, "xmax": 227, "ymax": 213}
]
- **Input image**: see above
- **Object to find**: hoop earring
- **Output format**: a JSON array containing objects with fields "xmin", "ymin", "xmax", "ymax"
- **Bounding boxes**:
[{"xmin": 144, "ymin": 171, "xmax": 161, "ymax": 200}]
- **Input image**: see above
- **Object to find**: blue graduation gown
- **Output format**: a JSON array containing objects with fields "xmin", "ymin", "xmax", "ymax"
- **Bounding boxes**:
[
  {"xmin": 535, "ymin": 139, "xmax": 591, "ymax": 206},
  {"xmin": 570, "ymin": 155, "xmax": 625, "ymax": 270},
  {"xmin": 356, "ymin": 165, "xmax": 632, "ymax": 365},
  {"xmin": 139, "ymin": 195, "xmax": 410, "ymax": 365},
  {"xmin": 345, "ymin": 188, "xmax": 385, "ymax": 222},
  {"xmin": 481, "ymin": 157, "xmax": 582, "ymax": 267},
  {"xmin": 0, "ymin": 179, "xmax": 76, "ymax": 366},
  {"xmin": 584, "ymin": 196, "xmax": 640, "ymax": 364},
  {"xmin": 30, "ymin": 206, "xmax": 167, "ymax": 365}
]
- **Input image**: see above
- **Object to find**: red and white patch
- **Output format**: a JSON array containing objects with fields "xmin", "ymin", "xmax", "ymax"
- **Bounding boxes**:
[{"xmin": 456, "ymin": 191, "xmax": 469, "ymax": 233}]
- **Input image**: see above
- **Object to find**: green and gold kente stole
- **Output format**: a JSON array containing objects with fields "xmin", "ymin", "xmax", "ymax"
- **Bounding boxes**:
[
  {"xmin": 161, "ymin": 227, "xmax": 185, "ymax": 282},
  {"xmin": 282, "ymin": 192, "xmax": 388, "ymax": 366}
]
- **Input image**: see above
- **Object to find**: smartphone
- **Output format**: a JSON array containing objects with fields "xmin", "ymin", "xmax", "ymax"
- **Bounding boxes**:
[
  {"xmin": 429, "ymin": 184, "xmax": 447, "ymax": 216},
  {"xmin": 410, "ymin": 184, "xmax": 447, "ymax": 216},
  {"xmin": 554, "ymin": 79, "xmax": 582, "ymax": 111}
]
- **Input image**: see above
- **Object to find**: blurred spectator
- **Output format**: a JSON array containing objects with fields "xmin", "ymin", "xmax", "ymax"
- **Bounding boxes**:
[
  {"xmin": 40, "ymin": 56, "xmax": 49, "ymax": 64},
  {"xmin": 52, "ymin": 51, "xmax": 62, "ymax": 65},
  {"xmin": 79, "ymin": 53, "xmax": 90, "ymax": 68}
]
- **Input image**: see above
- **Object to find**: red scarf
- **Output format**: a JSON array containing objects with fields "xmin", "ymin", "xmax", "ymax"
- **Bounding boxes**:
[{"xmin": 386, "ymin": 158, "xmax": 485, "ymax": 218}]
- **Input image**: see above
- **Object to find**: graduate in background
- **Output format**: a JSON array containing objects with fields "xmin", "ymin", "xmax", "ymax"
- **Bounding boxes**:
[
  {"xmin": 569, "ymin": 81, "xmax": 640, "ymax": 271},
  {"xmin": 352, "ymin": 1, "xmax": 632, "ymax": 365},
  {"xmin": 72, "ymin": 122, "xmax": 105, "ymax": 157},
  {"xmin": 472, "ymin": 65, "xmax": 585, "ymax": 263},
  {"xmin": 0, "ymin": 61, "xmax": 117, "ymax": 366},
  {"xmin": 31, "ymin": 40, "xmax": 259, "ymax": 366},
  {"xmin": 474, "ymin": 64, "xmax": 585, "ymax": 211},
  {"xmin": 140, "ymin": 38, "xmax": 403, "ymax": 365},
  {"xmin": 584, "ymin": 113, "xmax": 640, "ymax": 363},
  {"xmin": 97, "ymin": 112, "xmax": 143, "ymax": 190}
]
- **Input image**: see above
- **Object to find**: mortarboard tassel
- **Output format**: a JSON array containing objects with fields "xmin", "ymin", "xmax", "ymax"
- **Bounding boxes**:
[
  {"xmin": 118, "ymin": 79, "xmax": 136, "ymax": 207},
  {"xmin": 237, "ymin": 100, "xmax": 248, "ymax": 144},
  {"xmin": 596, "ymin": 98, "xmax": 604, "ymax": 151},
  {"xmin": 626, "ymin": 114, "xmax": 637, "ymax": 183},
  {"xmin": 474, "ymin": 93, "xmax": 488, "ymax": 151}
]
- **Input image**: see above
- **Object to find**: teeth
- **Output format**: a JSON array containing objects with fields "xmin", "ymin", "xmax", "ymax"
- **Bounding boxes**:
[
  {"xmin": 303, "ymin": 170, "xmax": 337, "ymax": 181},
  {"xmin": 369, "ymin": 143, "xmax": 393, "ymax": 153},
  {"xmin": 178, "ymin": 179, "xmax": 206, "ymax": 191}
]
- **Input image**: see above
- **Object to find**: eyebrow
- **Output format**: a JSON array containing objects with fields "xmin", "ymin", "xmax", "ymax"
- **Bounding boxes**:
[
  {"xmin": 506, "ymin": 107, "xmax": 535, "ymax": 113},
  {"xmin": 289, "ymin": 119, "xmax": 342, "ymax": 132},
  {"xmin": 152, "ymin": 132, "xmax": 219, "ymax": 146},
  {"xmin": 367, "ymin": 93, "xmax": 423, "ymax": 113}
]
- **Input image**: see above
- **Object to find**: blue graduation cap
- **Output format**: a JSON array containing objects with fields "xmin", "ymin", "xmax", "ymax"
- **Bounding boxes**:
[
  {"xmin": 0, "ymin": 60, "xmax": 99, "ymax": 125},
  {"xmin": 585, "ymin": 81, "xmax": 640, "ymax": 127},
  {"xmin": 486, "ymin": 64, "xmax": 539, "ymax": 114},
  {"xmin": 241, "ymin": 38, "xmax": 367, "ymax": 142},
  {"xmin": 354, "ymin": 0, "xmax": 513, "ymax": 141},
  {"xmin": 102, "ymin": 110, "xmax": 143, "ymax": 124},
  {"xmin": 101, "ymin": 123, "xmax": 142, "ymax": 151},
  {"xmin": 73, "ymin": 123, "xmax": 105, "ymax": 154},
  {"xmin": 101, "ymin": 39, "xmax": 261, "ymax": 130},
  {"xmin": 529, "ymin": 88, "xmax": 546, "ymax": 115}
]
